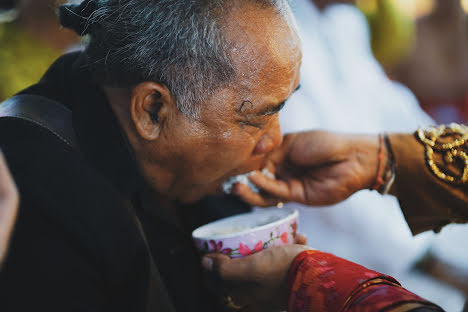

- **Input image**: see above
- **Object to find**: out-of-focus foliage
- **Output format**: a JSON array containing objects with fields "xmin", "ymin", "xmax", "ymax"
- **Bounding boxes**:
[
  {"xmin": 0, "ymin": 22, "xmax": 60, "ymax": 101},
  {"xmin": 358, "ymin": 0, "xmax": 415, "ymax": 70}
]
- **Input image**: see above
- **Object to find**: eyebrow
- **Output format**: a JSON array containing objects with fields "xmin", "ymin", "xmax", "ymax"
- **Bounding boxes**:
[{"xmin": 256, "ymin": 84, "xmax": 301, "ymax": 117}]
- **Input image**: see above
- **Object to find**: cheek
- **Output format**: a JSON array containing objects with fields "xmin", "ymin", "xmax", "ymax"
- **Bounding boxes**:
[
  {"xmin": 208, "ymin": 130, "xmax": 258, "ymax": 164},
  {"xmin": 179, "ymin": 129, "xmax": 258, "ymax": 179}
]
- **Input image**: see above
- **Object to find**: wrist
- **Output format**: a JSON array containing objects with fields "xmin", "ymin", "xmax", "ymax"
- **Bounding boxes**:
[
  {"xmin": 349, "ymin": 134, "xmax": 383, "ymax": 191},
  {"xmin": 378, "ymin": 134, "xmax": 396, "ymax": 194}
]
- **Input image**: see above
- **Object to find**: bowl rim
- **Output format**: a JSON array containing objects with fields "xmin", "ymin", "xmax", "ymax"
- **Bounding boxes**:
[{"xmin": 192, "ymin": 208, "xmax": 298, "ymax": 240}]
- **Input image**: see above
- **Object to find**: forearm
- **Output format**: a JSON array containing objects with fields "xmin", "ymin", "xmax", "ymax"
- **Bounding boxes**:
[
  {"xmin": 287, "ymin": 250, "xmax": 442, "ymax": 312},
  {"xmin": 387, "ymin": 129, "xmax": 468, "ymax": 234}
]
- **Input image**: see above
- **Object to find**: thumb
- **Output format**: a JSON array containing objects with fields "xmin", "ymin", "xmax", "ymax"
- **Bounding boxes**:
[
  {"xmin": 202, "ymin": 253, "xmax": 255, "ymax": 282},
  {"xmin": 288, "ymin": 131, "xmax": 347, "ymax": 167},
  {"xmin": 294, "ymin": 233, "xmax": 307, "ymax": 245},
  {"xmin": 202, "ymin": 253, "xmax": 230, "ymax": 271}
]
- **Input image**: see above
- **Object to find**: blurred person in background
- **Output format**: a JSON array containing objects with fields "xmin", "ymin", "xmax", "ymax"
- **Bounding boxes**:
[
  {"xmin": 278, "ymin": 0, "xmax": 466, "ymax": 309},
  {"xmin": 0, "ymin": 0, "xmax": 78, "ymax": 101},
  {"xmin": 358, "ymin": 0, "xmax": 415, "ymax": 70},
  {"xmin": 0, "ymin": 151, "xmax": 18, "ymax": 267},
  {"xmin": 390, "ymin": 0, "xmax": 468, "ymax": 124}
]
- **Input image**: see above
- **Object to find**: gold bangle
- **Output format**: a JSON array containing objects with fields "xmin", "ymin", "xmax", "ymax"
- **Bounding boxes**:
[{"xmin": 417, "ymin": 123, "xmax": 468, "ymax": 185}]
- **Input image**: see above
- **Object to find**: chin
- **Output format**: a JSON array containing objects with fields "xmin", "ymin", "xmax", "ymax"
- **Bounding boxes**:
[
  {"xmin": 178, "ymin": 185, "xmax": 221, "ymax": 204},
  {"xmin": 180, "ymin": 168, "xmax": 259, "ymax": 203},
  {"xmin": 203, "ymin": 183, "xmax": 226, "ymax": 197}
]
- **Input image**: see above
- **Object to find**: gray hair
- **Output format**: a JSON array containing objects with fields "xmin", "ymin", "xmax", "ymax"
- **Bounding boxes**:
[{"xmin": 59, "ymin": 0, "xmax": 291, "ymax": 118}]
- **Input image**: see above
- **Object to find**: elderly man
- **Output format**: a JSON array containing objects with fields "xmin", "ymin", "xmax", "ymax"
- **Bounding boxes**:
[{"xmin": 0, "ymin": 0, "xmax": 303, "ymax": 311}]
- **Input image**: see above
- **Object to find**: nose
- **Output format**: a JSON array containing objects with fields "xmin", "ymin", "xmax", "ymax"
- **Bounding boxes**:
[{"xmin": 252, "ymin": 118, "xmax": 282, "ymax": 155}]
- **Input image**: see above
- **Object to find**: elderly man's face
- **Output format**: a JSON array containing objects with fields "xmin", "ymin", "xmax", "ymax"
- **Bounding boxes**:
[{"xmin": 140, "ymin": 3, "xmax": 301, "ymax": 203}]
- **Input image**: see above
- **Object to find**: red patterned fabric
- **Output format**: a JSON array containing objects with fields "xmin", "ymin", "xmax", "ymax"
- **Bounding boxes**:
[{"xmin": 287, "ymin": 250, "xmax": 442, "ymax": 312}]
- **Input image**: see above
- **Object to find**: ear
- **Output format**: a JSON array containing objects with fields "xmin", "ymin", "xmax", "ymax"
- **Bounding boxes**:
[{"xmin": 130, "ymin": 82, "xmax": 175, "ymax": 141}]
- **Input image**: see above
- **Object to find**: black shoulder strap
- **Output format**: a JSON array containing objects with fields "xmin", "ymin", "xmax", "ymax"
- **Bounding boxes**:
[
  {"xmin": 0, "ymin": 94, "xmax": 176, "ymax": 312},
  {"xmin": 0, "ymin": 94, "xmax": 80, "ymax": 151}
]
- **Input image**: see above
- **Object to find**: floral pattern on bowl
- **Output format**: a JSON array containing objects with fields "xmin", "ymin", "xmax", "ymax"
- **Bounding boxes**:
[{"xmin": 192, "ymin": 208, "xmax": 298, "ymax": 258}]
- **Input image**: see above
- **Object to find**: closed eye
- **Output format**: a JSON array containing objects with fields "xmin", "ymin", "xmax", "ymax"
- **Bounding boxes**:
[
  {"xmin": 262, "ymin": 100, "xmax": 286, "ymax": 117},
  {"xmin": 239, "ymin": 120, "xmax": 264, "ymax": 129},
  {"xmin": 256, "ymin": 84, "xmax": 300, "ymax": 117}
]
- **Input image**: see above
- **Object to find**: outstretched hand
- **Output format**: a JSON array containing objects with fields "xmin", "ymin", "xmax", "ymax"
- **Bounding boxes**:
[{"xmin": 234, "ymin": 131, "xmax": 381, "ymax": 207}]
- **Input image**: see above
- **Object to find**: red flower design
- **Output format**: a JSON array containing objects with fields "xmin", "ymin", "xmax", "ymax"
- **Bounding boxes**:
[
  {"xmin": 239, "ymin": 241, "xmax": 263, "ymax": 256},
  {"xmin": 221, "ymin": 248, "xmax": 233, "ymax": 255},
  {"xmin": 239, "ymin": 243, "xmax": 253, "ymax": 256},
  {"xmin": 281, "ymin": 232, "xmax": 288, "ymax": 243},
  {"xmin": 209, "ymin": 240, "xmax": 233, "ymax": 256},
  {"xmin": 210, "ymin": 240, "xmax": 223, "ymax": 252},
  {"xmin": 254, "ymin": 241, "xmax": 264, "ymax": 252}
]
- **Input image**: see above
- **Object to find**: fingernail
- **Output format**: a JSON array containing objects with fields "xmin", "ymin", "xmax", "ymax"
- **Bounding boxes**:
[{"xmin": 202, "ymin": 257, "xmax": 213, "ymax": 271}]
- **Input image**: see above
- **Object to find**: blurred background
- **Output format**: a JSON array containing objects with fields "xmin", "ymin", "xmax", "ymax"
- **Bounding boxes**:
[
  {"xmin": 0, "ymin": 0, "xmax": 467, "ymax": 311},
  {"xmin": 358, "ymin": 0, "xmax": 468, "ymax": 124},
  {"xmin": 1, "ymin": 0, "xmax": 467, "ymax": 122},
  {"xmin": 0, "ymin": 0, "xmax": 79, "ymax": 102}
]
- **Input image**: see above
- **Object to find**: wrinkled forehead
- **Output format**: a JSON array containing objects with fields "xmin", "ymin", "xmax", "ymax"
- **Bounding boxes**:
[{"xmin": 223, "ymin": 1, "xmax": 302, "ymax": 98}]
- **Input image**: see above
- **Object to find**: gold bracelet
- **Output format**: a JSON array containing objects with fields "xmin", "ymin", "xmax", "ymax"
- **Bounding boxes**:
[{"xmin": 417, "ymin": 123, "xmax": 468, "ymax": 185}]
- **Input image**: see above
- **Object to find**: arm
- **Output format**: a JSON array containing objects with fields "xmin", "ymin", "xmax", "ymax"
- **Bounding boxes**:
[
  {"xmin": 288, "ymin": 250, "xmax": 443, "ymax": 312},
  {"xmin": 203, "ymin": 247, "xmax": 442, "ymax": 312},
  {"xmin": 388, "ymin": 130, "xmax": 468, "ymax": 234},
  {"xmin": 234, "ymin": 125, "xmax": 468, "ymax": 234}
]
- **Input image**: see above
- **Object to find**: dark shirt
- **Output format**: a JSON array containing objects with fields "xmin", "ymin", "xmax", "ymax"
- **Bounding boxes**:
[{"xmin": 0, "ymin": 52, "xmax": 250, "ymax": 311}]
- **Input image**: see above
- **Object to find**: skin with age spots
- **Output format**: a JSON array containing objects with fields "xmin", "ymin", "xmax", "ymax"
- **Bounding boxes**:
[{"xmin": 105, "ymin": 1, "xmax": 302, "ymax": 205}]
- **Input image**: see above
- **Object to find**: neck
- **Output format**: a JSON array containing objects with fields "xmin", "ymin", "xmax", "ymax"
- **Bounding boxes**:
[
  {"xmin": 142, "ymin": 183, "xmax": 181, "ymax": 220},
  {"xmin": 433, "ymin": 0, "xmax": 464, "ymax": 20},
  {"xmin": 313, "ymin": 0, "xmax": 328, "ymax": 10},
  {"xmin": 429, "ymin": 0, "xmax": 468, "ymax": 45},
  {"xmin": 312, "ymin": 0, "xmax": 354, "ymax": 10}
]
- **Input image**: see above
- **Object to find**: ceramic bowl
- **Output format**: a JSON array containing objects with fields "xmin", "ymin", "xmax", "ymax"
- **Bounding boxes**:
[{"xmin": 192, "ymin": 208, "xmax": 298, "ymax": 258}]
